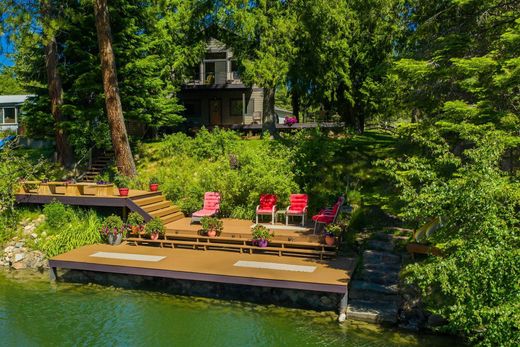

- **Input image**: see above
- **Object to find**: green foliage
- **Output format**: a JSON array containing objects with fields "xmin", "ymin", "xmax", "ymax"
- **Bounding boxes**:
[
  {"xmin": 149, "ymin": 177, "xmax": 159, "ymax": 185},
  {"xmin": 126, "ymin": 212, "xmax": 144, "ymax": 227},
  {"xmin": 0, "ymin": 68, "xmax": 26, "ymax": 94},
  {"xmin": 38, "ymin": 208, "xmax": 103, "ymax": 258},
  {"xmin": 102, "ymin": 215, "xmax": 124, "ymax": 230},
  {"xmin": 325, "ymin": 223, "xmax": 342, "ymax": 237},
  {"xmin": 200, "ymin": 217, "xmax": 223, "ymax": 236},
  {"xmin": 0, "ymin": 146, "xmax": 56, "ymax": 243},
  {"xmin": 144, "ymin": 217, "xmax": 164, "ymax": 237},
  {"xmin": 251, "ymin": 225, "xmax": 272, "ymax": 241},
  {"xmin": 384, "ymin": 127, "xmax": 520, "ymax": 345},
  {"xmin": 114, "ymin": 175, "xmax": 130, "ymax": 188},
  {"xmin": 43, "ymin": 200, "xmax": 72, "ymax": 230},
  {"xmin": 136, "ymin": 128, "xmax": 299, "ymax": 219}
]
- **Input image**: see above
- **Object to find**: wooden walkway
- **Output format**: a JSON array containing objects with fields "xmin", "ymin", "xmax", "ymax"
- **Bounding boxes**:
[{"xmin": 49, "ymin": 244, "xmax": 356, "ymax": 293}]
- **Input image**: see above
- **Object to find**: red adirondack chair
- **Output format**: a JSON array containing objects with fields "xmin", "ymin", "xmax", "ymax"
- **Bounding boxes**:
[
  {"xmin": 312, "ymin": 196, "xmax": 345, "ymax": 233},
  {"xmin": 191, "ymin": 192, "xmax": 221, "ymax": 223},
  {"xmin": 256, "ymin": 194, "xmax": 277, "ymax": 225},
  {"xmin": 285, "ymin": 194, "xmax": 308, "ymax": 226}
]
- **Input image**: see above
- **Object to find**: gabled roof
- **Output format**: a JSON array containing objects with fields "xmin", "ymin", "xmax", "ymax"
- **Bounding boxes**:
[{"xmin": 0, "ymin": 95, "xmax": 32, "ymax": 104}]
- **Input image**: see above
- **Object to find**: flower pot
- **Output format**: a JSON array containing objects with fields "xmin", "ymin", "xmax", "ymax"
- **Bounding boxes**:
[
  {"xmin": 324, "ymin": 235, "xmax": 336, "ymax": 246},
  {"xmin": 118, "ymin": 188, "xmax": 129, "ymax": 196},
  {"xmin": 107, "ymin": 233, "xmax": 123, "ymax": 245},
  {"xmin": 207, "ymin": 229, "xmax": 217, "ymax": 237},
  {"xmin": 150, "ymin": 232, "xmax": 160, "ymax": 240},
  {"xmin": 149, "ymin": 183, "xmax": 159, "ymax": 192},
  {"xmin": 257, "ymin": 239, "xmax": 268, "ymax": 248},
  {"xmin": 131, "ymin": 225, "xmax": 139, "ymax": 235}
]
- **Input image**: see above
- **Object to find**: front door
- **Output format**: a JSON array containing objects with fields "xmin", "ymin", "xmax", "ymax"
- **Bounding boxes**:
[{"xmin": 210, "ymin": 99, "xmax": 222, "ymax": 125}]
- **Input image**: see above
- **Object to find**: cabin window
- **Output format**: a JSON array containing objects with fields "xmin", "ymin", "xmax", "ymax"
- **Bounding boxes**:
[
  {"xmin": 231, "ymin": 60, "xmax": 240, "ymax": 79},
  {"xmin": 230, "ymin": 99, "xmax": 243, "ymax": 117},
  {"xmin": 2, "ymin": 108, "xmax": 16, "ymax": 124},
  {"xmin": 205, "ymin": 62, "xmax": 215, "ymax": 84}
]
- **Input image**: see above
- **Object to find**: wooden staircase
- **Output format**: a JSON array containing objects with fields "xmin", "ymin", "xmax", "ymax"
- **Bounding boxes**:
[
  {"xmin": 81, "ymin": 151, "xmax": 113, "ymax": 182},
  {"xmin": 130, "ymin": 193, "xmax": 184, "ymax": 225}
]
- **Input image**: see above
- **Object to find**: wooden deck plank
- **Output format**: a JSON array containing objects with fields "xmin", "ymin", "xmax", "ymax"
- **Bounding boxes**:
[{"xmin": 49, "ymin": 244, "xmax": 354, "ymax": 293}]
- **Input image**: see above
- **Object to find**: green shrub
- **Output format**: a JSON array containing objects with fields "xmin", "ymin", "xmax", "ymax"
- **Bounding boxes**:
[
  {"xmin": 39, "ymin": 209, "xmax": 103, "ymax": 257},
  {"xmin": 136, "ymin": 129, "xmax": 299, "ymax": 219},
  {"xmin": 43, "ymin": 200, "xmax": 71, "ymax": 229},
  {"xmin": 251, "ymin": 225, "xmax": 273, "ymax": 241}
]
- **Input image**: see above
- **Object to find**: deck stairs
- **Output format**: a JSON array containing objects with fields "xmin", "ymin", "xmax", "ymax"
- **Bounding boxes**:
[
  {"xmin": 347, "ymin": 233, "xmax": 401, "ymax": 324},
  {"xmin": 80, "ymin": 151, "xmax": 114, "ymax": 182},
  {"xmin": 129, "ymin": 192, "xmax": 185, "ymax": 225}
]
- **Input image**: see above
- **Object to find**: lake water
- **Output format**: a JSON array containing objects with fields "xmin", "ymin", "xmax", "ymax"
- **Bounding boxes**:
[{"xmin": 0, "ymin": 270, "xmax": 456, "ymax": 347}]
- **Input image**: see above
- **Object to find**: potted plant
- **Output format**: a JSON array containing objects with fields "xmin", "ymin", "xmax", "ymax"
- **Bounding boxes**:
[
  {"xmin": 201, "ymin": 217, "xmax": 223, "ymax": 237},
  {"xmin": 144, "ymin": 217, "xmax": 164, "ymax": 240},
  {"xmin": 126, "ymin": 211, "xmax": 144, "ymax": 236},
  {"xmin": 324, "ymin": 223, "xmax": 342, "ymax": 246},
  {"xmin": 149, "ymin": 177, "xmax": 160, "ymax": 192},
  {"xmin": 252, "ymin": 225, "xmax": 273, "ymax": 247},
  {"xmin": 114, "ymin": 175, "xmax": 130, "ymax": 196},
  {"xmin": 100, "ymin": 214, "xmax": 126, "ymax": 245}
]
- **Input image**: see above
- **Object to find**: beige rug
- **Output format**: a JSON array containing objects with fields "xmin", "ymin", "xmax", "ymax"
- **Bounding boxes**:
[{"xmin": 90, "ymin": 251, "xmax": 165, "ymax": 262}]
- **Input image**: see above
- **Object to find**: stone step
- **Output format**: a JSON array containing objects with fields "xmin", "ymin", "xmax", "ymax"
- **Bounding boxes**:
[
  {"xmin": 350, "ymin": 280, "xmax": 399, "ymax": 299},
  {"xmin": 359, "ymin": 268, "xmax": 400, "ymax": 286},
  {"xmin": 363, "ymin": 262, "xmax": 401, "ymax": 272},
  {"xmin": 366, "ymin": 239, "xmax": 395, "ymax": 252},
  {"xmin": 372, "ymin": 232, "xmax": 394, "ymax": 241},
  {"xmin": 347, "ymin": 300, "xmax": 399, "ymax": 324},
  {"xmin": 363, "ymin": 250, "xmax": 401, "ymax": 265}
]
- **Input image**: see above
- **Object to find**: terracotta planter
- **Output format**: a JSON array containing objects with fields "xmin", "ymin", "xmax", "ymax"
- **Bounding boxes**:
[
  {"xmin": 150, "ymin": 232, "xmax": 160, "ymax": 240},
  {"xmin": 118, "ymin": 188, "xmax": 129, "ymax": 196},
  {"xmin": 149, "ymin": 183, "xmax": 159, "ymax": 192},
  {"xmin": 207, "ymin": 229, "xmax": 217, "ymax": 237},
  {"xmin": 257, "ymin": 239, "xmax": 268, "ymax": 248},
  {"xmin": 324, "ymin": 235, "xmax": 336, "ymax": 246}
]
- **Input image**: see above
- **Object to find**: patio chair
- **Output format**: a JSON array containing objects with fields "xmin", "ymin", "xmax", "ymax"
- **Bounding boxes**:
[
  {"xmin": 191, "ymin": 192, "xmax": 221, "ymax": 223},
  {"xmin": 256, "ymin": 194, "xmax": 277, "ymax": 225},
  {"xmin": 285, "ymin": 194, "xmax": 308, "ymax": 226},
  {"xmin": 311, "ymin": 197, "xmax": 345, "ymax": 234}
]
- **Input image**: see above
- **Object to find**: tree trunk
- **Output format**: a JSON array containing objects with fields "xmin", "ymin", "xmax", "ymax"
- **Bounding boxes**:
[
  {"xmin": 41, "ymin": 0, "xmax": 74, "ymax": 168},
  {"xmin": 262, "ymin": 87, "xmax": 278, "ymax": 135},
  {"xmin": 291, "ymin": 89, "xmax": 299, "ymax": 122},
  {"xmin": 94, "ymin": 0, "xmax": 136, "ymax": 177}
]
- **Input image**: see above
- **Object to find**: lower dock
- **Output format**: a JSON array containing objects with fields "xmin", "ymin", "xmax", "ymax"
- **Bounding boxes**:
[{"xmin": 49, "ymin": 244, "xmax": 356, "ymax": 294}]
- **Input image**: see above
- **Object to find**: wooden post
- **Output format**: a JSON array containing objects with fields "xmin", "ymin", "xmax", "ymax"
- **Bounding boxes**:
[
  {"xmin": 338, "ymin": 286, "xmax": 349, "ymax": 322},
  {"xmin": 49, "ymin": 266, "xmax": 58, "ymax": 281}
]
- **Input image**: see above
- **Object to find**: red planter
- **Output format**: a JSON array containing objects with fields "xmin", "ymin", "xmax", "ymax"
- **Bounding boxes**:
[
  {"xmin": 149, "ymin": 183, "xmax": 159, "ymax": 192},
  {"xmin": 207, "ymin": 229, "xmax": 217, "ymax": 238},
  {"xmin": 118, "ymin": 188, "xmax": 129, "ymax": 196},
  {"xmin": 150, "ymin": 232, "xmax": 159, "ymax": 240}
]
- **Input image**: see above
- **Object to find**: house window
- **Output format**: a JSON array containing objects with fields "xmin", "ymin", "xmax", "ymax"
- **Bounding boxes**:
[
  {"xmin": 205, "ymin": 62, "xmax": 215, "ymax": 84},
  {"xmin": 230, "ymin": 99, "xmax": 243, "ymax": 117},
  {"xmin": 231, "ymin": 60, "xmax": 240, "ymax": 79},
  {"xmin": 2, "ymin": 108, "xmax": 16, "ymax": 124}
]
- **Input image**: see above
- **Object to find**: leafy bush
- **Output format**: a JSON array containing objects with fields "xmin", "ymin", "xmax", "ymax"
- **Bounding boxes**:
[
  {"xmin": 136, "ymin": 129, "xmax": 299, "ymax": 219},
  {"xmin": 43, "ymin": 200, "xmax": 72, "ymax": 229},
  {"xmin": 39, "ymin": 208, "xmax": 103, "ymax": 257},
  {"xmin": 385, "ymin": 127, "xmax": 520, "ymax": 346}
]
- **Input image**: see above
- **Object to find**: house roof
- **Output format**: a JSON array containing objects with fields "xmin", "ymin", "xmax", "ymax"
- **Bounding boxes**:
[{"xmin": 0, "ymin": 95, "xmax": 32, "ymax": 105}]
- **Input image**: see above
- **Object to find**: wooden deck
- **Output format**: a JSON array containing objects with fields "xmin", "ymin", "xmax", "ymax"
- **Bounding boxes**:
[{"xmin": 49, "ymin": 243, "xmax": 355, "ymax": 293}]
